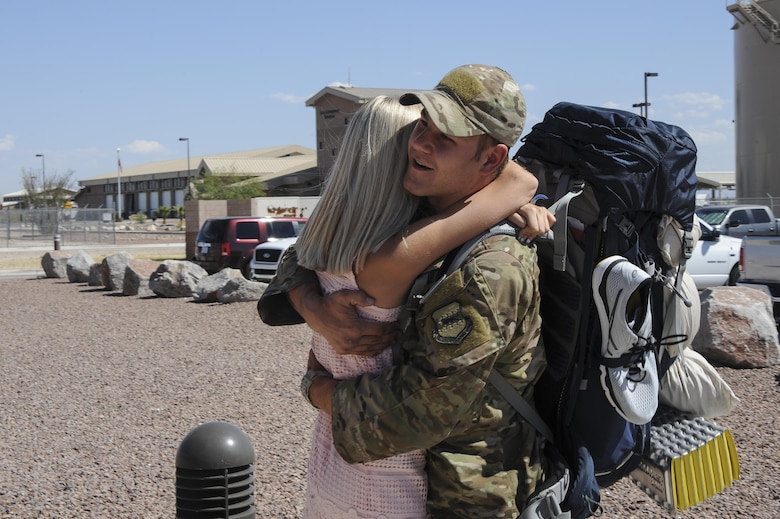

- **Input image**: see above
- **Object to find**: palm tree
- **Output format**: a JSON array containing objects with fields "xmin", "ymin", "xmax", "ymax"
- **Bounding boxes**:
[{"xmin": 157, "ymin": 206, "xmax": 171, "ymax": 224}]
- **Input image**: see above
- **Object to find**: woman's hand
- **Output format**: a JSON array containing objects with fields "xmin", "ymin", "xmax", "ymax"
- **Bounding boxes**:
[{"xmin": 509, "ymin": 203, "xmax": 556, "ymax": 244}]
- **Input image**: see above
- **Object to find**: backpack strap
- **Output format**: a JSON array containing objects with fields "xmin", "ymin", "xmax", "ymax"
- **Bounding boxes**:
[
  {"xmin": 539, "ymin": 178, "xmax": 586, "ymax": 272},
  {"xmin": 488, "ymin": 370, "xmax": 554, "ymax": 442}
]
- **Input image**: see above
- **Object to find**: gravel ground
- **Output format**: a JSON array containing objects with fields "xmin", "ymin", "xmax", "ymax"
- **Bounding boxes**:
[{"xmin": 1, "ymin": 276, "xmax": 778, "ymax": 518}]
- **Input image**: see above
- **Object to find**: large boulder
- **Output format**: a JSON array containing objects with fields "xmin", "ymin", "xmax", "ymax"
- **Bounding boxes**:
[
  {"xmin": 66, "ymin": 250, "xmax": 95, "ymax": 283},
  {"xmin": 693, "ymin": 286, "xmax": 780, "ymax": 368},
  {"xmin": 193, "ymin": 268, "xmax": 266, "ymax": 303},
  {"xmin": 123, "ymin": 259, "xmax": 162, "ymax": 297},
  {"xmin": 101, "ymin": 252, "xmax": 134, "ymax": 291},
  {"xmin": 41, "ymin": 251, "xmax": 71, "ymax": 279},
  {"xmin": 149, "ymin": 260, "xmax": 208, "ymax": 298},
  {"xmin": 193, "ymin": 269, "xmax": 245, "ymax": 302},
  {"xmin": 88, "ymin": 263, "xmax": 103, "ymax": 287},
  {"xmin": 218, "ymin": 277, "xmax": 266, "ymax": 303}
]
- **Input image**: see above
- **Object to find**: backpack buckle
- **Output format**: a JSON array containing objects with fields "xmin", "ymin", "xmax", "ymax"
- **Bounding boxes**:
[{"xmin": 683, "ymin": 230, "xmax": 694, "ymax": 259}]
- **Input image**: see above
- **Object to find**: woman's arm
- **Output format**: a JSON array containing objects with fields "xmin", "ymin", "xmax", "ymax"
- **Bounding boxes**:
[{"xmin": 357, "ymin": 160, "xmax": 538, "ymax": 307}]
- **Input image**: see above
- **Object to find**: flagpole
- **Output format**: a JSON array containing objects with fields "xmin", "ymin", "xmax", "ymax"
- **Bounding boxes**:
[{"xmin": 116, "ymin": 148, "xmax": 122, "ymax": 220}]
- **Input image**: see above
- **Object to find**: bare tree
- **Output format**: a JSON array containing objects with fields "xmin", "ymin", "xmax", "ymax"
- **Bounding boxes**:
[{"xmin": 21, "ymin": 167, "xmax": 75, "ymax": 208}]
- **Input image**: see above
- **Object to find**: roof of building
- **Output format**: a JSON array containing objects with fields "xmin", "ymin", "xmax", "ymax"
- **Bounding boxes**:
[
  {"xmin": 201, "ymin": 155, "xmax": 316, "ymax": 180},
  {"xmin": 306, "ymin": 85, "xmax": 412, "ymax": 106},
  {"xmin": 696, "ymin": 171, "xmax": 736, "ymax": 188},
  {"xmin": 78, "ymin": 145, "xmax": 315, "ymax": 185}
]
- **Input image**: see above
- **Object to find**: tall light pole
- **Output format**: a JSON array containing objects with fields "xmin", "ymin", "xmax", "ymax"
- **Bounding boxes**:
[
  {"xmin": 179, "ymin": 137, "xmax": 191, "ymax": 199},
  {"xmin": 35, "ymin": 154, "xmax": 45, "ymax": 206},
  {"xmin": 643, "ymin": 72, "xmax": 659, "ymax": 118},
  {"xmin": 116, "ymin": 148, "xmax": 122, "ymax": 219}
]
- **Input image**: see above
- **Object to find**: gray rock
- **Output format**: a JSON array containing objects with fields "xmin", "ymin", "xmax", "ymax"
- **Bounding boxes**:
[
  {"xmin": 218, "ymin": 277, "xmax": 266, "ymax": 303},
  {"xmin": 101, "ymin": 252, "xmax": 134, "ymax": 291},
  {"xmin": 41, "ymin": 251, "xmax": 71, "ymax": 278},
  {"xmin": 123, "ymin": 259, "xmax": 161, "ymax": 297},
  {"xmin": 693, "ymin": 286, "xmax": 780, "ymax": 368},
  {"xmin": 149, "ymin": 260, "xmax": 208, "ymax": 298},
  {"xmin": 66, "ymin": 250, "xmax": 95, "ymax": 283},
  {"xmin": 192, "ymin": 269, "xmax": 266, "ymax": 302},
  {"xmin": 88, "ymin": 263, "xmax": 103, "ymax": 286},
  {"xmin": 194, "ymin": 268, "xmax": 246, "ymax": 302}
]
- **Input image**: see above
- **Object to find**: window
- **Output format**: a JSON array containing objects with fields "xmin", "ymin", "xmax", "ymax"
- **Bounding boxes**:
[
  {"xmin": 235, "ymin": 221, "xmax": 260, "ymax": 240},
  {"xmin": 730, "ymin": 210, "xmax": 749, "ymax": 226},
  {"xmin": 751, "ymin": 208, "xmax": 771, "ymax": 224}
]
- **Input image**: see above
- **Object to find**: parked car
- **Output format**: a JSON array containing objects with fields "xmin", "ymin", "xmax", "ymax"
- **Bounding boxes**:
[
  {"xmin": 193, "ymin": 216, "xmax": 306, "ymax": 278},
  {"xmin": 249, "ymin": 237, "xmax": 298, "ymax": 283},
  {"xmin": 686, "ymin": 220, "xmax": 742, "ymax": 289},
  {"xmin": 695, "ymin": 204, "xmax": 779, "ymax": 239}
]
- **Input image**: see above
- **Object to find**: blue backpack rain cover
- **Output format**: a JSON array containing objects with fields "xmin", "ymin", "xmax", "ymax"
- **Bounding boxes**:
[{"xmin": 514, "ymin": 102, "xmax": 698, "ymax": 488}]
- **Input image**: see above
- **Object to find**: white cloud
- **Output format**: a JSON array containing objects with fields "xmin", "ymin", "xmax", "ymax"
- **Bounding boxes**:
[
  {"xmin": 521, "ymin": 83, "xmax": 537, "ymax": 92},
  {"xmin": 125, "ymin": 140, "xmax": 164, "ymax": 154},
  {"xmin": 0, "ymin": 134, "xmax": 15, "ymax": 151},
  {"xmin": 272, "ymin": 92, "xmax": 308, "ymax": 104},
  {"xmin": 664, "ymin": 92, "xmax": 729, "ymax": 118},
  {"xmin": 687, "ymin": 119, "xmax": 735, "ymax": 145}
]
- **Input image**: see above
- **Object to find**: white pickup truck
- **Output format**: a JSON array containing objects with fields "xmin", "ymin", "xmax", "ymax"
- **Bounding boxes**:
[{"xmin": 739, "ymin": 235, "xmax": 780, "ymax": 326}]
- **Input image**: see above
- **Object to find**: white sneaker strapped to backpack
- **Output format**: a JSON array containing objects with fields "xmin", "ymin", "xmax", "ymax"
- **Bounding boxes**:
[{"xmin": 592, "ymin": 255, "xmax": 659, "ymax": 425}]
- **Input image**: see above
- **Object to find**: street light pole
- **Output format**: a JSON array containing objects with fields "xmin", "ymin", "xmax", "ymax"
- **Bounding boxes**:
[
  {"xmin": 179, "ymin": 137, "xmax": 190, "ymax": 200},
  {"xmin": 116, "ymin": 148, "xmax": 122, "ymax": 220},
  {"xmin": 35, "ymin": 154, "xmax": 45, "ymax": 206},
  {"xmin": 643, "ymin": 72, "xmax": 658, "ymax": 118}
]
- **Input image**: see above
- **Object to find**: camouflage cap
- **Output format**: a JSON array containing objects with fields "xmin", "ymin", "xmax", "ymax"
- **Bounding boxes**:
[{"xmin": 400, "ymin": 64, "xmax": 526, "ymax": 147}]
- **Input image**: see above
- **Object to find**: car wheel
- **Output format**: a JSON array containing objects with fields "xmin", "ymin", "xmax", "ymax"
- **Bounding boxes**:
[
  {"xmin": 242, "ymin": 261, "xmax": 253, "ymax": 280},
  {"xmin": 727, "ymin": 264, "xmax": 740, "ymax": 286}
]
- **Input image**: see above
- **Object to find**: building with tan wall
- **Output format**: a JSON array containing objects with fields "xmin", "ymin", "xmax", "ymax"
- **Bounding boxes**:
[{"xmin": 74, "ymin": 145, "xmax": 318, "ymax": 218}]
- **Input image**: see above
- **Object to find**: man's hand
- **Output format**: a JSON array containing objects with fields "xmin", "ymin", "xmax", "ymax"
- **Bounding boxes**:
[{"xmin": 289, "ymin": 283, "xmax": 398, "ymax": 355}]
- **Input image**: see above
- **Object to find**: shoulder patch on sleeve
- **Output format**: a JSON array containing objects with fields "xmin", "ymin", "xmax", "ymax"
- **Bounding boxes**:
[{"xmin": 431, "ymin": 302, "xmax": 473, "ymax": 345}]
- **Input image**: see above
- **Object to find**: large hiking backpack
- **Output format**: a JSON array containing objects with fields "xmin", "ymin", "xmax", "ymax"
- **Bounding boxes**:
[{"xmin": 513, "ymin": 102, "xmax": 699, "ymax": 490}]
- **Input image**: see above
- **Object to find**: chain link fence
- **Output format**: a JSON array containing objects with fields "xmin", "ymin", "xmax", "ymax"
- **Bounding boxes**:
[
  {"xmin": 0, "ymin": 208, "xmax": 184, "ymax": 248},
  {"xmin": 701, "ymin": 195, "xmax": 777, "ymax": 213}
]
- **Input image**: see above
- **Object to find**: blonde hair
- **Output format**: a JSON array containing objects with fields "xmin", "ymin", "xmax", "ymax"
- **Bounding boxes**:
[{"xmin": 296, "ymin": 96, "xmax": 421, "ymax": 274}]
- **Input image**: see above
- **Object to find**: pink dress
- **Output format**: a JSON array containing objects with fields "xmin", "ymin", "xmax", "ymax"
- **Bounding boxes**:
[{"xmin": 303, "ymin": 271, "xmax": 427, "ymax": 519}]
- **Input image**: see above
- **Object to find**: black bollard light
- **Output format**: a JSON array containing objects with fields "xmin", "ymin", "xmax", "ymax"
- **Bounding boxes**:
[
  {"xmin": 176, "ymin": 421, "xmax": 256, "ymax": 519},
  {"xmin": 53, "ymin": 234, "xmax": 61, "ymax": 250}
]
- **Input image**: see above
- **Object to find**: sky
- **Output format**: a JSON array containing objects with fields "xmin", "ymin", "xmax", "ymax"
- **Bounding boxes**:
[{"xmin": 0, "ymin": 1, "xmax": 738, "ymax": 197}]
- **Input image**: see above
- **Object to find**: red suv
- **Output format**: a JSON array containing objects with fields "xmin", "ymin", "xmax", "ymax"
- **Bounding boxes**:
[{"xmin": 193, "ymin": 216, "xmax": 307, "ymax": 278}]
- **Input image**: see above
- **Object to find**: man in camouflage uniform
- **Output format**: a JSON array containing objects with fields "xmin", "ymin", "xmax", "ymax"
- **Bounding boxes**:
[{"xmin": 259, "ymin": 64, "xmax": 550, "ymax": 518}]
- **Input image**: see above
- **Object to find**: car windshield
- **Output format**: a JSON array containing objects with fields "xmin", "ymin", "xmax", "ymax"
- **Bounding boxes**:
[{"xmin": 696, "ymin": 208, "xmax": 728, "ymax": 225}]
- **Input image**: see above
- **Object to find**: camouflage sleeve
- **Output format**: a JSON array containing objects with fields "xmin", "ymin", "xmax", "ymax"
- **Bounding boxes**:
[
  {"xmin": 331, "ymin": 352, "xmax": 495, "ymax": 462},
  {"xmin": 331, "ymin": 237, "xmax": 541, "ymax": 462},
  {"xmin": 256, "ymin": 245, "xmax": 319, "ymax": 326}
]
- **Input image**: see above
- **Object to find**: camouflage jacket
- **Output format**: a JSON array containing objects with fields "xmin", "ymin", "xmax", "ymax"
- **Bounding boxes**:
[{"xmin": 257, "ymin": 235, "xmax": 548, "ymax": 518}]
